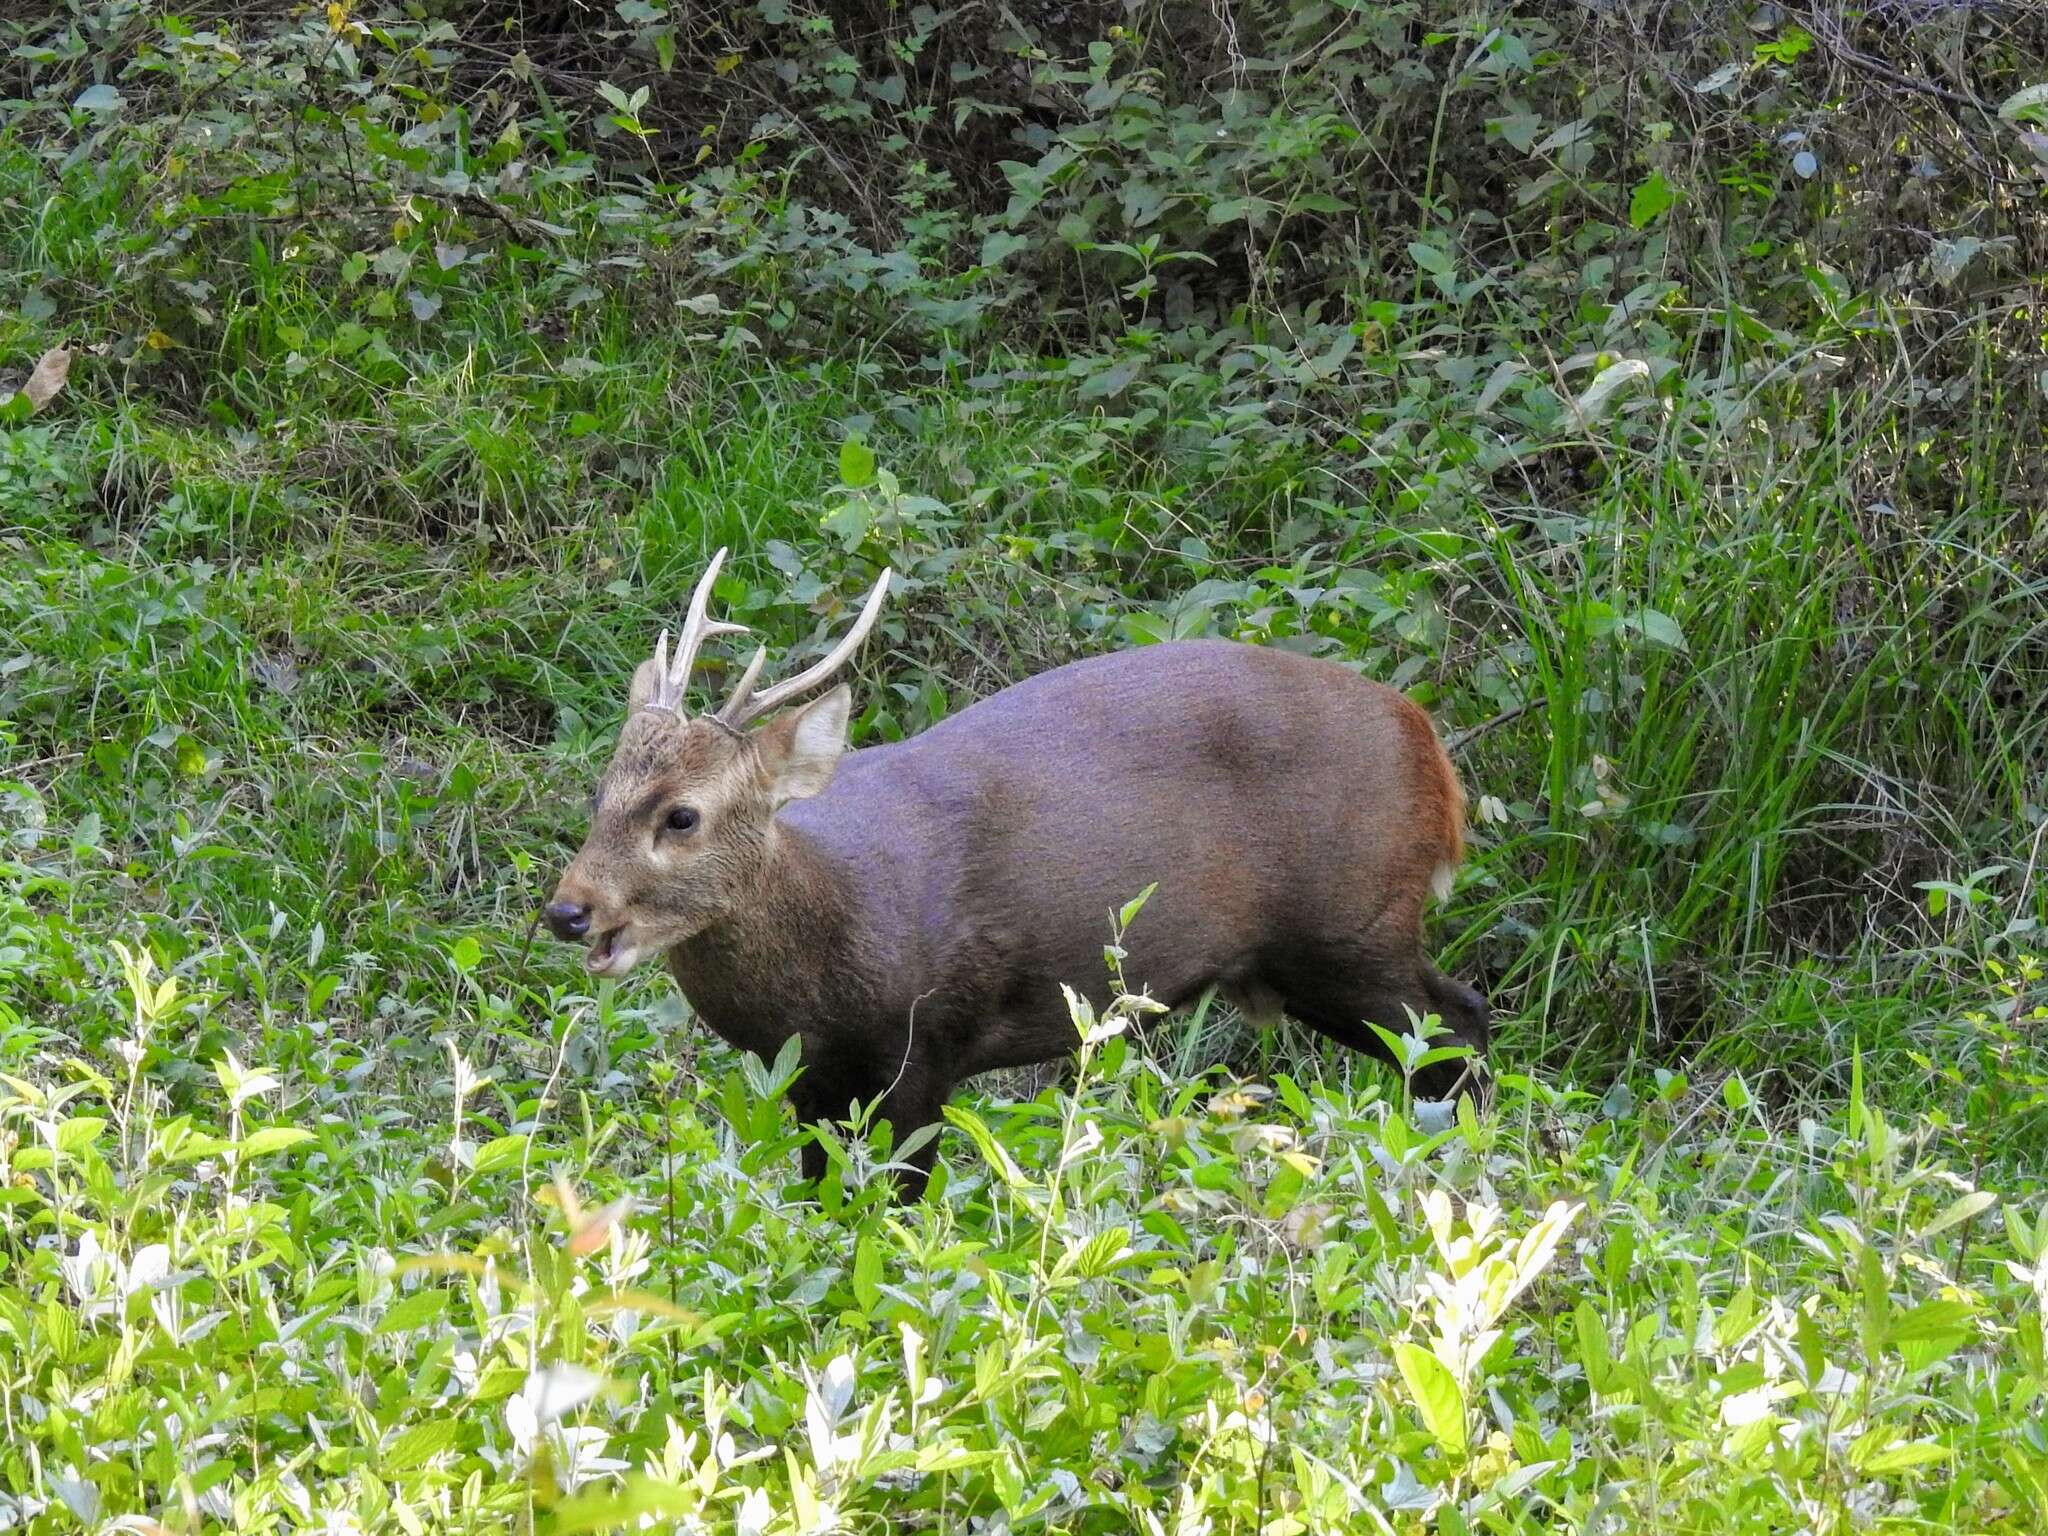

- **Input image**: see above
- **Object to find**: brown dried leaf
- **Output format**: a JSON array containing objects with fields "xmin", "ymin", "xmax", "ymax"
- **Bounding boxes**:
[{"xmin": 24, "ymin": 346, "xmax": 72, "ymax": 411}]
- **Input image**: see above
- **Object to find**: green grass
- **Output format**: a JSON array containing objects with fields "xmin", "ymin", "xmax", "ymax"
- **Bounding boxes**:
[{"xmin": 3, "ymin": 64, "xmax": 2047, "ymax": 1536}]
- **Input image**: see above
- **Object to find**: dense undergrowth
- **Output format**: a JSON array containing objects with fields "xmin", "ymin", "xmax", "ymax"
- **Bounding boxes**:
[{"xmin": 1, "ymin": 1, "xmax": 2046, "ymax": 1532}]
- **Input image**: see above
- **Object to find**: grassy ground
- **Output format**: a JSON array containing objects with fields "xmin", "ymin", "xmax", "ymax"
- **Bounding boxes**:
[{"xmin": 3, "ymin": 116, "xmax": 2047, "ymax": 1536}]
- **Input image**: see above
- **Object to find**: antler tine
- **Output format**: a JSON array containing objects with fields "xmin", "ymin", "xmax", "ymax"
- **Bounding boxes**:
[
  {"xmin": 718, "ymin": 569, "xmax": 892, "ymax": 729},
  {"xmin": 718, "ymin": 644, "xmax": 770, "ymax": 726},
  {"xmin": 658, "ymin": 547, "xmax": 753, "ymax": 713},
  {"xmin": 647, "ymin": 628, "xmax": 674, "ymax": 709}
]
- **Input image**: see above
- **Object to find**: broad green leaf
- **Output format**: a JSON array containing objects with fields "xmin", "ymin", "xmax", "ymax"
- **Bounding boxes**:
[
  {"xmin": 1117, "ymin": 883, "xmax": 1156, "ymax": 929},
  {"xmin": 1627, "ymin": 608, "xmax": 1687, "ymax": 652},
  {"xmin": 1407, "ymin": 240, "xmax": 1453, "ymax": 275},
  {"xmin": 1573, "ymin": 358, "xmax": 1651, "ymax": 422},
  {"xmin": 979, "ymin": 231, "xmax": 1032, "ymax": 266},
  {"xmin": 1918, "ymin": 1190, "xmax": 1997, "ymax": 1239},
  {"xmin": 852, "ymin": 1231, "xmax": 883, "ymax": 1313},
  {"xmin": 1475, "ymin": 359, "xmax": 1526, "ymax": 413},
  {"xmin": 1997, "ymin": 82, "xmax": 2048, "ymax": 123},
  {"xmin": 474, "ymin": 1134, "xmax": 533, "ymax": 1175},
  {"xmin": 1629, "ymin": 171, "xmax": 1677, "ymax": 228},
  {"xmin": 1071, "ymin": 1226, "xmax": 1135, "ymax": 1279},
  {"xmin": 377, "ymin": 1287, "xmax": 451, "ymax": 1335},
  {"xmin": 941, "ymin": 1104, "xmax": 1030, "ymax": 1189},
  {"xmin": 1575, "ymin": 1300, "xmax": 1614, "ymax": 1391},
  {"xmin": 382, "ymin": 1417, "xmax": 462, "ymax": 1472},
  {"xmin": 54, "ymin": 1117, "xmax": 106, "ymax": 1154},
  {"xmin": 1261, "ymin": 1159, "xmax": 1306, "ymax": 1218},
  {"xmin": 545, "ymin": 1474, "xmax": 700, "ymax": 1535},
  {"xmin": 1860, "ymin": 1439, "xmax": 1952, "ymax": 1474},
  {"xmin": 1507, "ymin": 1204, "xmax": 1581, "ymax": 1310},
  {"xmin": 1393, "ymin": 1341, "xmax": 1467, "ymax": 1456},
  {"xmin": 838, "ymin": 438, "xmax": 876, "ymax": 488},
  {"xmin": 1883, "ymin": 1298, "xmax": 1975, "ymax": 1347},
  {"xmin": 239, "ymin": 1127, "xmax": 314, "ymax": 1158},
  {"xmin": 820, "ymin": 497, "xmax": 872, "ymax": 549},
  {"xmin": 1077, "ymin": 357, "xmax": 1140, "ymax": 399}
]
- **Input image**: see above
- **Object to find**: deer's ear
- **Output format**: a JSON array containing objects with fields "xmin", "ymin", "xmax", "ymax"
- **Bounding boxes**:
[
  {"xmin": 628, "ymin": 658, "xmax": 663, "ymax": 713},
  {"xmin": 755, "ymin": 685, "xmax": 851, "ymax": 807}
]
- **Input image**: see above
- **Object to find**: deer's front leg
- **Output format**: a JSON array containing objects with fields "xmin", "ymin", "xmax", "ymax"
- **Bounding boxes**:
[{"xmin": 790, "ymin": 1045, "xmax": 949, "ymax": 1201}]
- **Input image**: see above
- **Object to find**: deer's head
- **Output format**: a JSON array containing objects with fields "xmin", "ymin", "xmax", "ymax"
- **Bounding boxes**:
[{"xmin": 545, "ymin": 550, "xmax": 891, "ymax": 976}]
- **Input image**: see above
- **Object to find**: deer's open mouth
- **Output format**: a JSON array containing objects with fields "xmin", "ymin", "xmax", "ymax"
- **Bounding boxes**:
[{"xmin": 586, "ymin": 925, "xmax": 638, "ymax": 977}]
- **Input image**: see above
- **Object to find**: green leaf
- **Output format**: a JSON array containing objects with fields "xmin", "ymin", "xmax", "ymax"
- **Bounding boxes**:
[
  {"xmin": 1573, "ymin": 358, "xmax": 1652, "ymax": 423},
  {"xmin": 1883, "ymin": 1298, "xmax": 1975, "ymax": 1348},
  {"xmin": 1261, "ymin": 1159, "xmax": 1306, "ymax": 1218},
  {"xmin": 1575, "ymin": 1300, "xmax": 1614, "ymax": 1392},
  {"xmin": 1627, "ymin": 608, "xmax": 1687, "ymax": 652},
  {"xmin": 820, "ymin": 497, "xmax": 871, "ymax": 549},
  {"xmin": 448, "ymin": 936, "xmax": 483, "ymax": 974},
  {"xmin": 1117, "ymin": 883, "xmax": 1157, "ymax": 929},
  {"xmin": 1407, "ymin": 240, "xmax": 1453, "ymax": 275},
  {"xmin": 1995, "ymin": 82, "xmax": 2048, "ymax": 122},
  {"xmin": 1071, "ymin": 1225, "xmax": 1135, "ymax": 1279},
  {"xmin": 382, "ymin": 1417, "xmax": 462, "ymax": 1472},
  {"xmin": 851, "ymin": 1231, "xmax": 883, "ymax": 1313},
  {"xmin": 979, "ymin": 231, "xmax": 1032, "ymax": 267},
  {"xmin": 838, "ymin": 438, "xmax": 876, "ymax": 488},
  {"xmin": 1207, "ymin": 195, "xmax": 1276, "ymax": 226},
  {"xmin": 1629, "ymin": 171, "xmax": 1677, "ymax": 228},
  {"xmin": 1917, "ymin": 1190, "xmax": 1997, "ymax": 1239},
  {"xmin": 163, "ymin": 1131, "xmax": 234, "ymax": 1164},
  {"xmin": 941, "ymin": 1104, "xmax": 1030, "ymax": 1189},
  {"xmin": 473, "ymin": 1134, "xmax": 533, "ymax": 1175},
  {"xmin": 239, "ymin": 1127, "xmax": 314, "ymax": 1158},
  {"xmin": 75, "ymin": 84, "xmax": 124, "ymax": 113},
  {"xmin": 1077, "ymin": 358, "xmax": 1141, "ymax": 399},
  {"xmin": 545, "ymin": 1474, "xmax": 701, "ymax": 1535},
  {"xmin": 1860, "ymin": 1439, "xmax": 1952, "ymax": 1474},
  {"xmin": 377, "ymin": 1287, "xmax": 451, "ymax": 1335},
  {"xmin": 1393, "ymin": 1341, "xmax": 1467, "ymax": 1456},
  {"xmin": 54, "ymin": 1117, "xmax": 107, "ymax": 1154}
]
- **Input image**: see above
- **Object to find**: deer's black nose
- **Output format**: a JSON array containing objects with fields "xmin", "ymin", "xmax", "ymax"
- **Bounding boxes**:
[{"xmin": 545, "ymin": 900, "xmax": 592, "ymax": 941}]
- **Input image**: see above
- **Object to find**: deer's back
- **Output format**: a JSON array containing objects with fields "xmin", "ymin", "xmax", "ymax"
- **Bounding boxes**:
[{"xmin": 781, "ymin": 640, "xmax": 1463, "ymax": 1028}]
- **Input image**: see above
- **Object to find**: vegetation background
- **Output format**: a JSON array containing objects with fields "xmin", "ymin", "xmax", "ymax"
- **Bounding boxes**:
[{"xmin": 1, "ymin": 1, "xmax": 2045, "ymax": 1531}]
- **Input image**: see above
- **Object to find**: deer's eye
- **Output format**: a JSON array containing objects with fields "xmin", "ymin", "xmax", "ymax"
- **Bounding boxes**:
[{"xmin": 664, "ymin": 806, "xmax": 700, "ymax": 834}]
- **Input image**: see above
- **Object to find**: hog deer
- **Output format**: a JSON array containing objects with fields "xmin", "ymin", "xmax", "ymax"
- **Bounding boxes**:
[{"xmin": 546, "ymin": 550, "xmax": 1489, "ymax": 1198}]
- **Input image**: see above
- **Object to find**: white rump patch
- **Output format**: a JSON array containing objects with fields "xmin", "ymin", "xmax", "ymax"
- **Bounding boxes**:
[{"xmin": 1430, "ymin": 862, "xmax": 1457, "ymax": 904}]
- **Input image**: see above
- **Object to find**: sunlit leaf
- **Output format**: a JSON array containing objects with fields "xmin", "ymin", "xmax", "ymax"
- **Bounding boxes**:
[{"xmin": 1392, "ymin": 1341, "xmax": 1467, "ymax": 1456}]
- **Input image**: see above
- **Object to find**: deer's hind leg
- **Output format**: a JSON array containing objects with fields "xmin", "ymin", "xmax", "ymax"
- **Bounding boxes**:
[{"xmin": 1263, "ymin": 940, "xmax": 1487, "ymax": 1101}]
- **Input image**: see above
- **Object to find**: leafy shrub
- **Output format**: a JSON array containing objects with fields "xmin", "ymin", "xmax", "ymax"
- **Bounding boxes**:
[{"xmin": 0, "ymin": 938, "xmax": 2043, "ymax": 1532}]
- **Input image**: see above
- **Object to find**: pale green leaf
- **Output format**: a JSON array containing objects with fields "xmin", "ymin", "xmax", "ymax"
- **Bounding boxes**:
[{"xmin": 1392, "ymin": 1341, "xmax": 1467, "ymax": 1456}]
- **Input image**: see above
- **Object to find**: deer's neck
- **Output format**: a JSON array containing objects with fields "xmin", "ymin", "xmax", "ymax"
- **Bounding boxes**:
[{"xmin": 664, "ymin": 822, "xmax": 863, "ymax": 1050}]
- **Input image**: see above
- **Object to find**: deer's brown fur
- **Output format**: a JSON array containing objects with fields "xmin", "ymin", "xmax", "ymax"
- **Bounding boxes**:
[{"xmin": 549, "ymin": 573, "xmax": 1487, "ymax": 1200}]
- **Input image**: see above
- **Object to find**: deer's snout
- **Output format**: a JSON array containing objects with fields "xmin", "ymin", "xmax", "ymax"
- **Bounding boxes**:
[{"xmin": 544, "ymin": 898, "xmax": 593, "ymax": 941}]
